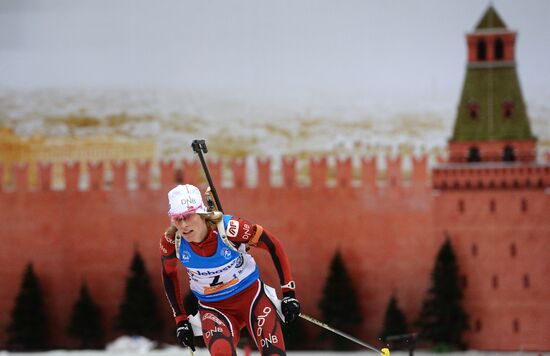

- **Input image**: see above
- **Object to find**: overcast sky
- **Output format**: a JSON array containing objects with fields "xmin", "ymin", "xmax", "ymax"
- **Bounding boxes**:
[{"xmin": 1, "ymin": 0, "xmax": 549, "ymax": 114}]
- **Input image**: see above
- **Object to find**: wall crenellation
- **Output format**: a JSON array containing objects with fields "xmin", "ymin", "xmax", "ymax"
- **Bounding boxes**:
[
  {"xmin": 89, "ymin": 161, "xmax": 105, "ymax": 190},
  {"xmin": 6, "ymin": 152, "xmax": 531, "ymax": 193},
  {"xmin": 3, "ymin": 151, "xmax": 549, "ymax": 193},
  {"xmin": 432, "ymin": 163, "xmax": 550, "ymax": 190}
]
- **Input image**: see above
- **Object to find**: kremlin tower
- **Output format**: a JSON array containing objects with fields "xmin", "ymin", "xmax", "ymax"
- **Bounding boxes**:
[{"xmin": 432, "ymin": 6, "xmax": 550, "ymax": 350}]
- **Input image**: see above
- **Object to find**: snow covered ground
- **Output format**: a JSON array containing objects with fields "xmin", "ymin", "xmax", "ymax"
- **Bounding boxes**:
[
  {"xmin": 0, "ymin": 350, "xmax": 545, "ymax": 356},
  {"xmin": 0, "ymin": 349, "xmax": 545, "ymax": 356},
  {"xmin": 0, "ymin": 337, "xmax": 545, "ymax": 356}
]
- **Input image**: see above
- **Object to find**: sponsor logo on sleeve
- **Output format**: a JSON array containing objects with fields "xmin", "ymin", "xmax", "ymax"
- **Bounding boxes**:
[
  {"xmin": 226, "ymin": 220, "xmax": 239, "ymax": 238},
  {"xmin": 242, "ymin": 223, "xmax": 252, "ymax": 240},
  {"xmin": 164, "ymin": 234, "xmax": 175, "ymax": 244},
  {"xmin": 159, "ymin": 241, "xmax": 168, "ymax": 255}
]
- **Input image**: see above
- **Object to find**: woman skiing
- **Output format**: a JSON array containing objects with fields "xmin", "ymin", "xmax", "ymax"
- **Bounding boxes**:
[{"xmin": 160, "ymin": 184, "xmax": 300, "ymax": 355}]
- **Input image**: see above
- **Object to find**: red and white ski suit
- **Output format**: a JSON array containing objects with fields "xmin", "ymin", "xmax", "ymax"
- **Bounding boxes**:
[{"xmin": 160, "ymin": 215, "xmax": 296, "ymax": 355}]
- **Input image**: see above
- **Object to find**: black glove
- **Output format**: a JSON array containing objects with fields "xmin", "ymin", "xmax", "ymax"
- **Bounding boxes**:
[
  {"xmin": 281, "ymin": 291, "xmax": 300, "ymax": 324},
  {"xmin": 176, "ymin": 320, "xmax": 195, "ymax": 351}
]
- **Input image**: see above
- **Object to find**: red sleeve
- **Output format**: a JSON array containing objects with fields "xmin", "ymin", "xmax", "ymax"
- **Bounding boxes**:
[
  {"xmin": 225, "ymin": 217, "xmax": 296, "ymax": 295},
  {"xmin": 254, "ymin": 228, "xmax": 296, "ymax": 295},
  {"xmin": 160, "ymin": 232, "xmax": 188, "ymax": 323},
  {"xmin": 224, "ymin": 217, "xmax": 260, "ymax": 244}
]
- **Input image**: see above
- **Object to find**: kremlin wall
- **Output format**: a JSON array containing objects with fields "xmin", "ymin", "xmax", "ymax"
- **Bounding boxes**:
[
  {"xmin": 1, "ymin": 5, "xmax": 550, "ymax": 352},
  {"xmin": 0, "ymin": 153, "xmax": 548, "ymax": 351}
]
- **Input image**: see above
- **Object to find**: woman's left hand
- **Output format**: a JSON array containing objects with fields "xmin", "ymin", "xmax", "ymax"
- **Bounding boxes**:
[{"xmin": 281, "ymin": 292, "xmax": 301, "ymax": 324}]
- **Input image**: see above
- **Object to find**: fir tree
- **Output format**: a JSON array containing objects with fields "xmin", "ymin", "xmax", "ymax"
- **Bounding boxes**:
[
  {"xmin": 114, "ymin": 251, "xmax": 163, "ymax": 338},
  {"xmin": 318, "ymin": 250, "xmax": 363, "ymax": 350},
  {"xmin": 66, "ymin": 281, "xmax": 104, "ymax": 349},
  {"xmin": 415, "ymin": 238, "xmax": 469, "ymax": 350},
  {"xmin": 6, "ymin": 263, "xmax": 48, "ymax": 351},
  {"xmin": 378, "ymin": 295, "xmax": 408, "ymax": 342}
]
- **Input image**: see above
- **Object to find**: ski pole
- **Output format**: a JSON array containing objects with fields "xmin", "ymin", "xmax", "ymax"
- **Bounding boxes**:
[
  {"xmin": 299, "ymin": 313, "xmax": 390, "ymax": 356},
  {"xmin": 191, "ymin": 139, "xmax": 238, "ymax": 252},
  {"xmin": 263, "ymin": 285, "xmax": 388, "ymax": 355},
  {"xmin": 191, "ymin": 139, "xmax": 224, "ymax": 213}
]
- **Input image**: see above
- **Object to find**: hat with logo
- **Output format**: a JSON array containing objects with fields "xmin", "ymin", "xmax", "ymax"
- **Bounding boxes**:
[{"xmin": 167, "ymin": 184, "xmax": 208, "ymax": 218}]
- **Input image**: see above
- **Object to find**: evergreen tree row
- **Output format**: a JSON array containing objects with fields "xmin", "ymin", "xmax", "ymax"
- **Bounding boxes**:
[
  {"xmin": 5, "ymin": 238, "xmax": 468, "ymax": 351},
  {"xmin": 5, "ymin": 251, "xmax": 162, "ymax": 351},
  {"xmin": 316, "ymin": 238, "xmax": 469, "ymax": 351}
]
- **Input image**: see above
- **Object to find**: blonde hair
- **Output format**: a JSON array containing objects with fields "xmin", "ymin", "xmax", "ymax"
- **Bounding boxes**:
[{"xmin": 164, "ymin": 225, "xmax": 178, "ymax": 240}]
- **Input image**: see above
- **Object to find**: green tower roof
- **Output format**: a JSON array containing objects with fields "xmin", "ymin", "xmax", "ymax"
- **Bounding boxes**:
[
  {"xmin": 451, "ymin": 66, "xmax": 534, "ymax": 141},
  {"xmin": 475, "ymin": 5, "xmax": 507, "ymax": 30}
]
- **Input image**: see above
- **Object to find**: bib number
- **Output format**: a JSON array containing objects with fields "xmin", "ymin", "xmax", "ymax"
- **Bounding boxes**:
[
  {"xmin": 204, "ymin": 274, "xmax": 239, "ymax": 295},
  {"xmin": 209, "ymin": 275, "xmax": 223, "ymax": 287}
]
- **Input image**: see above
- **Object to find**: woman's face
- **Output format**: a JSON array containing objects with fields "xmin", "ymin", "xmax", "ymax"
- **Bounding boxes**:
[{"xmin": 171, "ymin": 213, "xmax": 208, "ymax": 243}]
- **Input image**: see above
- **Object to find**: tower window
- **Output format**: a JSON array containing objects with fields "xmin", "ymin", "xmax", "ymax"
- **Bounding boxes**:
[
  {"xmin": 492, "ymin": 275, "xmax": 499, "ymax": 289},
  {"xmin": 502, "ymin": 101, "xmax": 515, "ymax": 118},
  {"xmin": 495, "ymin": 37, "xmax": 505, "ymax": 60},
  {"xmin": 468, "ymin": 102, "xmax": 480, "ymax": 119},
  {"xmin": 467, "ymin": 146, "xmax": 481, "ymax": 162},
  {"xmin": 475, "ymin": 319, "xmax": 482, "ymax": 332},
  {"xmin": 503, "ymin": 145, "xmax": 516, "ymax": 162},
  {"xmin": 521, "ymin": 198, "xmax": 528, "ymax": 212},
  {"xmin": 477, "ymin": 39, "xmax": 487, "ymax": 60},
  {"xmin": 510, "ymin": 243, "xmax": 517, "ymax": 258},
  {"xmin": 458, "ymin": 199, "xmax": 465, "ymax": 213},
  {"xmin": 461, "ymin": 275, "xmax": 468, "ymax": 289},
  {"xmin": 471, "ymin": 243, "xmax": 478, "ymax": 257},
  {"xmin": 513, "ymin": 319, "xmax": 520, "ymax": 333},
  {"xmin": 523, "ymin": 274, "xmax": 530, "ymax": 289}
]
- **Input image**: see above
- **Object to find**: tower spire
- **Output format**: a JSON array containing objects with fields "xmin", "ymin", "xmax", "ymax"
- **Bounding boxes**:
[
  {"xmin": 475, "ymin": 4, "xmax": 507, "ymax": 30},
  {"xmin": 449, "ymin": 5, "xmax": 535, "ymax": 163}
]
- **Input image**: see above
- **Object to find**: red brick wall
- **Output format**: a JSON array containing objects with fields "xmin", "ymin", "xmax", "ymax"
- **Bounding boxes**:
[
  {"xmin": 1, "ymin": 155, "xmax": 548, "ymax": 351},
  {"xmin": 433, "ymin": 187, "xmax": 550, "ymax": 350}
]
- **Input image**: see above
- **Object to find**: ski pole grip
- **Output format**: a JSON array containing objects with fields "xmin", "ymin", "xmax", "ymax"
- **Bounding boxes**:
[
  {"xmin": 191, "ymin": 139, "xmax": 224, "ymax": 213},
  {"xmin": 191, "ymin": 139, "xmax": 208, "ymax": 154}
]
